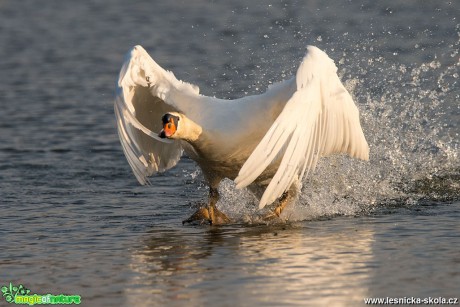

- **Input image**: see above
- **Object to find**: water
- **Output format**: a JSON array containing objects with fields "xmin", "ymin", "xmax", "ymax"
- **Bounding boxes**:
[{"xmin": 0, "ymin": 0, "xmax": 459, "ymax": 306}]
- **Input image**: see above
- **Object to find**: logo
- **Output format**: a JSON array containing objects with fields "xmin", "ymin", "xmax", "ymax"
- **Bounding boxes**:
[{"xmin": 1, "ymin": 283, "xmax": 81, "ymax": 305}]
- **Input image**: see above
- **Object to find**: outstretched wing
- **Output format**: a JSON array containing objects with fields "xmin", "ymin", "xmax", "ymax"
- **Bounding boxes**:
[
  {"xmin": 235, "ymin": 46, "xmax": 369, "ymax": 208},
  {"xmin": 115, "ymin": 45, "xmax": 200, "ymax": 184}
]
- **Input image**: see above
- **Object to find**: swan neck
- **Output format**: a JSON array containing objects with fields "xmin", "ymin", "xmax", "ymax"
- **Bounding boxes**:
[{"xmin": 180, "ymin": 116, "xmax": 202, "ymax": 142}]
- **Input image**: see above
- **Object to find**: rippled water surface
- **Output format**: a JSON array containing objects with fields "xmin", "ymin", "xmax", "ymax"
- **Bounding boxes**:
[{"xmin": 0, "ymin": 0, "xmax": 459, "ymax": 306}]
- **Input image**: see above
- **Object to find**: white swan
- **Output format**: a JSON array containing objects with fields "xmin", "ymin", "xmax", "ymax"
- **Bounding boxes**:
[{"xmin": 115, "ymin": 45, "xmax": 369, "ymax": 224}]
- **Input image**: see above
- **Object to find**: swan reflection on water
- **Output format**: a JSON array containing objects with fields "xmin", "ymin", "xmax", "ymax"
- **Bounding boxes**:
[{"xmin": 125, "ymin": 221, "xmax": 375, "ymax": 306}]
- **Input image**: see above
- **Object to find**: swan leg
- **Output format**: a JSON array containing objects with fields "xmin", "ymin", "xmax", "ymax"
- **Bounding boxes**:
[
  {"xmin": 182, "ymin": 188, "xmax": 230, "ymax": 225},
  {"xmin": 207, "ymin": 188, "xmax": 231, "ymax": 225},
  {"xmin": 262, "ymin": 191, "xmax": 293, "ymax": 221}
]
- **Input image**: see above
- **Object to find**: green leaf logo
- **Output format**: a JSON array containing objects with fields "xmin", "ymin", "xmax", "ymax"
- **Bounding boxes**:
[{"xmin": 1, "ymin": 283, "xmax": 30, "ymax": 303}]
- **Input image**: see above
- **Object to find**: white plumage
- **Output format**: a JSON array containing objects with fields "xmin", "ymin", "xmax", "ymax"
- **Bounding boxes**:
[{"xmin": 115, "ymin": 45, "xmax": 369, "ymax": 217}]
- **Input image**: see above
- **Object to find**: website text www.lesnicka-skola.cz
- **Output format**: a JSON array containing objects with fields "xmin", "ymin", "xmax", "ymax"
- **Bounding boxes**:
[{"xmin": 364, "ymin": 297, "xmax": 459, "ymax": 305}]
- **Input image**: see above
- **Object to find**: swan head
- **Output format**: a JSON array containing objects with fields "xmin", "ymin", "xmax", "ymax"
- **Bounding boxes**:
[
  {"xmin": 159, "ymin": 112, "xmax": 180, "ymax": 139},
  {"xmin": 158, "ymin": 112, "xmax": 202, "ymax": 141}
]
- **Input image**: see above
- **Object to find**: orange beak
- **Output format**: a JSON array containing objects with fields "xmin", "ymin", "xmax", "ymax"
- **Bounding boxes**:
[
  {"xmin": 162, "ymin": 118, "xmax": 176, "ymax": 138},
  {"xmin": 159, "ymin": 113, "xmax": 179, "ymax": 139}
]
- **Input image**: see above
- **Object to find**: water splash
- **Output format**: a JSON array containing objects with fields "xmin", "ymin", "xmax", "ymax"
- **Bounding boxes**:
[{"xmin": 214, "ymin": 37, "xmax": 460, "ymax": 223}]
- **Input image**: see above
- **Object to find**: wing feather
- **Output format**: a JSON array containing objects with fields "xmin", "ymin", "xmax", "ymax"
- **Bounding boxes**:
[
  {"xmin": 235, "ymin": 46, "xmax": 369, "ymax": 208},
  {"xmin": 115, "ymin": 45, "xmax": 199, "ymax": 184}
]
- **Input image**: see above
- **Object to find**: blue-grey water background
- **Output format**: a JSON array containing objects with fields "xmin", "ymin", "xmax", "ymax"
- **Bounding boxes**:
[{"xmin": 0, "ymin": 0, "xmax": 459, "ymax": 306}]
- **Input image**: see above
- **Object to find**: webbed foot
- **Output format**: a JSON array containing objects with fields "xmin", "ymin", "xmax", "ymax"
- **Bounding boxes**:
[
  {"xmin": 182, "ymin": 187, "xmax": 230, "ymax": 225},
  {"xmin": 262, "ymin": 191, "xmax": 291, "ymax": 222},
  {"xmin": 182, "ymin": 207, "xmax": 212, "ymax": 225},
  {"xmin": 182, "ymin": 204, "xmax": 230, "ymax": 225}
]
